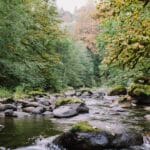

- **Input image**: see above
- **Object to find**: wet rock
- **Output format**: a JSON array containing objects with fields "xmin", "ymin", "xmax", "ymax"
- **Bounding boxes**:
[
  {"xmin": 112, "ymin": 131, "xmax": 143, "ymax": 148},
  {"xmin": 53, "ymin": 103, "xmax": 89, "ymax": 118},
  {"xmin": 4, "ymin": 104, "xmax": 17, "ymax": 111},
  {"xmin": 42, "ymin": 111, "xmax": 53, "ymax": 117},
  {"xmin": 23, "ymin": 107, "xmax": 35, "ymax": 113},
  {"xmin": 54, "ymin": 131, "xmax": 112, "ymax": 150},
  {"xmin": 0, "ymin": 104, "xmax": 5, "ymax": 111},
  {"xmin": 53, "ymin": 104, "xmax": 79, "ymax": 118},
  {"xmin": 77, "ymin": 103, "xmax": 89, "ymax": 113},
  {"xmin": 144, "ymin": 106, "xmax": 150, "ymax": 111},
  {"xmin": 4, "ymin": 109, "xmax": 17, "ymax": 117},
  {"xmin": 0, "ymin": 104, "xmax": 17, "ymax": 111},
  {"xmin": 108, "ymin": 85, "xmax": 127, "ymax": 96},
  {"xmin": 128, "ymin": 83, "xmax": 150, "ymax": 105},
  {"xmin": 32, "ymin": 106, "xmax": 46, "ymax": 114},
  {"xmin": 38, "ymin": 99, "xmax": 51, "ymax": 106},
  {"xmin": 54, "ymin": 130, "xmax": 143, "ymax": 150},
  {"xmin": 0, "ymin": 112, "xmax": 4, "ymax": 117},
  {"xmin": 22, "ymin": 101, "xmax": 40, "ymax": 108},
  {"xmin": 14, "ymin": 111, "xmax": 31, "ymax": 118},
  {"xmin": 144, "ymin": 115, "xmax": 150, "ymax": 121}
]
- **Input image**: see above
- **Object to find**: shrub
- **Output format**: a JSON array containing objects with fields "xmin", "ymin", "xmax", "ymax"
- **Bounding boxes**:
[{"xmin": 0, "ymin": 87, "xmax": 13, "ymax": 98}]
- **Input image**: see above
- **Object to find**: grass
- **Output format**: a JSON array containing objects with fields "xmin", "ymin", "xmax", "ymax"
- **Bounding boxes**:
[{"xmin": 13, "ymin": 86, "xmax": 28, "ymax": 100}]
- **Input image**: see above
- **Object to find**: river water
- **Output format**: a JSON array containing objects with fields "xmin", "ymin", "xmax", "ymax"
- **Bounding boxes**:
[{"xmin": 0, "ymin": 95, "xmax": 150, "ymax": 150}]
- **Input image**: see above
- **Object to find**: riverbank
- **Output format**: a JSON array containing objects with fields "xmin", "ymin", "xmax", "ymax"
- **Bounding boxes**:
[{"xmin": 0, "ymin": 88, "xmax": 150, "ymax": 149}]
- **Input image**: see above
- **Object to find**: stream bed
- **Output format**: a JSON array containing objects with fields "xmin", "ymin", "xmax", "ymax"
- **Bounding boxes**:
[{"xmin": 0, "ymin": 94, "xmax": 150, "ymax": 150}]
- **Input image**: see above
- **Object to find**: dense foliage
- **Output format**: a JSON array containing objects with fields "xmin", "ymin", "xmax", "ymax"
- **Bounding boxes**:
[
  {"xmin": 0, "ymin": 0, "xmax": 95, "ymax": 96},
  {"xmin": 96, "ymin": 0, "xmax": 150, "ymax": 86}
]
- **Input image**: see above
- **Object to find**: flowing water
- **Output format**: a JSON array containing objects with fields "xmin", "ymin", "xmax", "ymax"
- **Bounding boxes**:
[
  {"xmin": 0, "ymin": 94, "xmax": 150, "ymax": 150},
  {"xmin": 0, "ymin": 117, "xmax": 61, "ymax": 149}
]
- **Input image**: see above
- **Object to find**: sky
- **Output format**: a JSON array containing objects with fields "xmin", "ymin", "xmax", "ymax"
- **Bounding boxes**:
[{"xmin": 56, "ymin": 0, "xmax": 88, "ymax": 13}]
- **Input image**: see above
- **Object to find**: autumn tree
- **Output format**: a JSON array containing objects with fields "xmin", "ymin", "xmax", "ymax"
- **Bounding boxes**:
[
  {"xmin": 96, "ymin": 0, "xmax": 150, "ymax": 85},
  {"xmin": 73, "ymin": 0, "xmax": 99, "ymax": 52}
]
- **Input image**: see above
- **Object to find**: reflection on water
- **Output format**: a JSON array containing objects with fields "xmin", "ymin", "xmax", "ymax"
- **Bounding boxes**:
[{"xmin": 0, "ymin": 117, "xmax": 61, "ymax": 149}]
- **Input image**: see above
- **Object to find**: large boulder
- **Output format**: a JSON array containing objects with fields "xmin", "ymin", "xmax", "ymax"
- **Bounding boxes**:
[
  {"xmin": 128, "ymin": 83, "xmax": 150, "ymax": 104},
  {"xmin": 53, "ymin": 103, "xmax": 89, "ymax": 118},
  {"xmin": 53, "ymin": 122, "xmax": 143, "ymax": 150},
  {"xmin": 108, "ymin": 85, "xmax": 127, "ymax": 96}
]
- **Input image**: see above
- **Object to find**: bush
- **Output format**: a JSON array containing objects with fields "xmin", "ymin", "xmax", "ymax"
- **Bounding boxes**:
[
  {"xmin": 0, "ymin": 87, "xmax": 13, "ymax": 98},
  {"xmin": 13, "ymin": 86, "xmax": 28, "ymax": 100}
]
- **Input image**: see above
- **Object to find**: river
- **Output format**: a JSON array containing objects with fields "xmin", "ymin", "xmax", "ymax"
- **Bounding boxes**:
[{"xmin": 0, "ymin": 93, "xmax": 150, "ymax": 150}]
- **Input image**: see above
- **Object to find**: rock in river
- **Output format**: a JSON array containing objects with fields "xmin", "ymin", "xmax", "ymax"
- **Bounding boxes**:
[
  {"xmin": 4, "ymin": 109, "xmax": 17, "ymax": 117},
  {"xmin": 53, "ymin": 122, "xmax": 143, "ymax": 150},
  {"xmin": 53, "ymin": 103, "xmax": 89, "ymax": 118}
]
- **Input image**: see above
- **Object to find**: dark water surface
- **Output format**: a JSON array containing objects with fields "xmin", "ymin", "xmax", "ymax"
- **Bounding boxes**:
[{"xmin": 0, "ymin": 117, "xmax": 61, "ymax": 149}]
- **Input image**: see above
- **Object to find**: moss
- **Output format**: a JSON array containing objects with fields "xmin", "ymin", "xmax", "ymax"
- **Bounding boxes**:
[
  {"xmin": 109, "ymin": 85, "xmax": 127, "ymax": 96},
  {"xmin": 128, "ymin": 83, "xmax": 150, "ymax": 97},
  {"xmin": 70, "ymin": 121, "xmax": 99, "ymax": 133},
  {"xmin": 55, "ymin": 97, "xmax": 83, "ymax": 108}
]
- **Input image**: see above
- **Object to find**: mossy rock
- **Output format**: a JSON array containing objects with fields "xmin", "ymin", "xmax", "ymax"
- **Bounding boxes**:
[
  {"xmin": 128, "ymin": 83, "xmax": 150, "ymax": 104},
  {"xmin": 70, "ymin": 121, "xmax": 99, "ymax": 133},
  {"xmin": 108, "ymin": 85, "xmax": 127, "ymax": 96},
  {"xmin": 55, "ymin": 97, "xmax": 83, "ymax": 108}
]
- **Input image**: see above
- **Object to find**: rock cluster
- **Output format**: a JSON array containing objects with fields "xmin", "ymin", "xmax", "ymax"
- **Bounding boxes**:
[{"xmin": 53, "ymin": 122, "xmax": 143, "ymax": 150}]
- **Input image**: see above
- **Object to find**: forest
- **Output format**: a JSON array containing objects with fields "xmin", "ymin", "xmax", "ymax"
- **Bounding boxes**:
[
  {"xmin": 0, "ymin": 0, "xmax": 149, "ymax": 149},
  {"xmin": 0, "ymin": 0, "xmax": 149, "ymax": 98}
]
